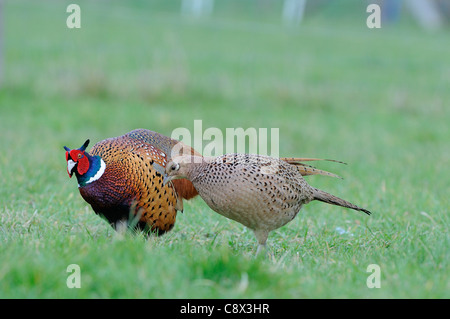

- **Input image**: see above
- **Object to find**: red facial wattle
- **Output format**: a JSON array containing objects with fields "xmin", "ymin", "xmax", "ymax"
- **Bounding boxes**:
[
  {"xmin": 76, "ymin": 152, "xmax": 90, "ymax": 175},
  {"xmin": 66, "ymin": 150, "xmax": 90, "ymax": 177}
]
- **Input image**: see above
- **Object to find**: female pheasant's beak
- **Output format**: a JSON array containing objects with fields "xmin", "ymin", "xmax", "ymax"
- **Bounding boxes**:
[
  {"xmin": 162, "ymin": 175, "xmax": 172, "ymax": 186},
  {"xmin": 162, "ymin": 162, "xmax": 181, "ymax": 186},
  {"xmin": 151, "ymin": 162, "xmax": 172, "ymax": 186}
]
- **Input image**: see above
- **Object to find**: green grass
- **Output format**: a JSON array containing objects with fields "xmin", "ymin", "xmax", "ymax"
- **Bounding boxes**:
[{"xmin": 0, "ymin": 0, "xmax": 449, "ymax": 298}]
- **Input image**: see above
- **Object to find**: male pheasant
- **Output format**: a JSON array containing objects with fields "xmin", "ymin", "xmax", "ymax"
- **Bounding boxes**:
[
  {"xmin": 163, "ymin": 154, "xmax": 371, "ymax": 253},
  {"xmin": 64, "ymin": 129, "xmax": 199, "ymax": 235}
]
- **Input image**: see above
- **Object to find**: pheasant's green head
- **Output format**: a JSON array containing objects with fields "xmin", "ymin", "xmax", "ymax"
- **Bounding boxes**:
[{"xmin": 64, "ymin": 139, "xmax": 90, "ymax": 178}]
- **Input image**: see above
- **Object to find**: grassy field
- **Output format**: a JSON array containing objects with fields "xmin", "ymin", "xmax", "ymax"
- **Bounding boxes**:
[{"xmin": 0, "ymin": 0, "xmax": 449, "ymax": 298}]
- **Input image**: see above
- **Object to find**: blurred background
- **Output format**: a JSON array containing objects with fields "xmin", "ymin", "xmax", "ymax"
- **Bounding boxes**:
[
  {"xmin": 1, "ymin": 0, "xmax": 448, "ymax": 172},
  {"xmin": 1, "ymin": 0, "xmax": 449, "ymax": 144},
  {"xmin": 0, "ymin": 0, "xmax": 448, "ymax": 298}
]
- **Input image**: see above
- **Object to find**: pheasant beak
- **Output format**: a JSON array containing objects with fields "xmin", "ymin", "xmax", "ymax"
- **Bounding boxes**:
[
  {"xmin": 64, "ymin": 146, "xmax": 76, "ymax": 178},
  {"xmin": 67, "ymin": 159, "xmax": 77, "ymax": 178},
  {"xmin": 152, "ymin": 163, "xmax": 171, "ymax": 185},
  {"xmin": 162, "ymin": 175, "xmax": 172, "ymax": 186}
]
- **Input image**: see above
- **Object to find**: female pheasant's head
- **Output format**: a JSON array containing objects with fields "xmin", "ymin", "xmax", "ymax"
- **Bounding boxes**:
[
  {"xmin": 162, "ymin": 155, "xmax": 203, "ymax": 185},
  {"xmin": 64, "ymin": 139, "xmax": 90, "ymax": 178}
]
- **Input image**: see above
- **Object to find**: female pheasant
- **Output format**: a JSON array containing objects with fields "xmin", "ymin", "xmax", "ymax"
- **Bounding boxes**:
[
  {"xmin": 64, "ymin": 129, "xmax": 199, "ymax": 235},
  {"xmin": 163, "ymin": 154, "xmax": 371, "ymax": 253}
]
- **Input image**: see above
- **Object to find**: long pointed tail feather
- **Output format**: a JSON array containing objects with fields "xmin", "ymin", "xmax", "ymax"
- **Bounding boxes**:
[
  {"xmin": 294, "ymin": 163, "xmax": 342, "ymax": 179},
  {"xmin": 280, "ymin": 157, "xmax": 347, "ymax": 165},
  {"xmin": 280, "ymin": 157, "xmax": 344, "ymax": 178},
  {"xmin": 312, "ymin": 187, "xmax": 371, "ymax": 216}
]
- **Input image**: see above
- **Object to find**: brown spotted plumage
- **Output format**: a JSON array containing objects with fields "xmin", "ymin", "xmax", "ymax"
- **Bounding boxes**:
[
  {"xmin": 64, "ymin": 129, "xmax": 199, "ymax": 235},
  {"xmin": 164, "ymin": 154, "xmax": 371, "ymax": 252}
]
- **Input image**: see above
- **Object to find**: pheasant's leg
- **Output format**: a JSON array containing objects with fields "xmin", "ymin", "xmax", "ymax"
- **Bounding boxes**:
[
  {"xmin": 253, "ymin": 228, "xmax": 269, "ymax": 256},
  {"xmin": 114, "ymin": 219, "xmax": 128, "ymax": 235},
  {"xmin": 256, "ymin": 243, "xmax": 267, "ymax": 255}
]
